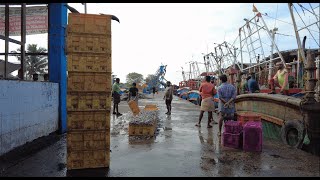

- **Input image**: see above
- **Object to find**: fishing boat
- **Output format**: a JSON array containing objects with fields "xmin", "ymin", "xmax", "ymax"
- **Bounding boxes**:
[
  {"xmin": 181, "ymin": 3, "xmax": 320, "ymax": 155},
  {"xmin": 187, "ymin": 90, "xmax": 201, "ymax": 105}
]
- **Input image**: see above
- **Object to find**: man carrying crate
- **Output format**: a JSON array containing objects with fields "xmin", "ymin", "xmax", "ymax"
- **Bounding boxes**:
[{"xmin": 128, "ymin": 82, "xmax": 139, "ymax": 106}]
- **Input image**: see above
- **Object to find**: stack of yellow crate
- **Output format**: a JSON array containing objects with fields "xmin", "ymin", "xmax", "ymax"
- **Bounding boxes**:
[{"xmin": 66, "ymin": 13, "xmax": 112, "ymax": 170}]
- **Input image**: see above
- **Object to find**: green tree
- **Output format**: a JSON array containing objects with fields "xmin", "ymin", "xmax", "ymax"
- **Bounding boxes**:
[
  {"xmin": 145, "ymin": 74, "xmax": 156, "ymax": 84},
  {"xmin": 12, "ymin": 44, "xmax": 48, "ymax": 79},
  {"xmin": 126, "ymin": 72, "xmax": 144, "ymax": 86}
]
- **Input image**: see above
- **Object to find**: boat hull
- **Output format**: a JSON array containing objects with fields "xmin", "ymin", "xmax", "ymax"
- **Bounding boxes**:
[{"xmin": 235, "ymin": 93, "xmax": 306, "ymax": 148}]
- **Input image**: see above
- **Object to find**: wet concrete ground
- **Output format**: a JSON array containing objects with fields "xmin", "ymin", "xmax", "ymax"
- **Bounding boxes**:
[{"xmin": 0, "ymin": 92, "xmax": 319, "ymax": 177}]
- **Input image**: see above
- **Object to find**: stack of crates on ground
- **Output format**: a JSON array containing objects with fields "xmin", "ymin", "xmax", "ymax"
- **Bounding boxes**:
[
  {"xmin": 66, "ymin": 13, "xmax": 113, "ymax": 170},
  {"xmin": 237, "ymin": 112, "xmax": 262, "ymax": 152},
  {"xmin": 222, "ymin": 120, "xmax": 243, "ymax": 149},
  {"xmin": 128, "ymin": 104, "xmax": 159, "ymax": 136}
]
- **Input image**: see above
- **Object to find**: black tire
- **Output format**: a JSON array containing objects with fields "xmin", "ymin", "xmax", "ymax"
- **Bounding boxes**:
[{"xmin": 280, "ymin": 120, "xmax": 306, "ymax": 149}]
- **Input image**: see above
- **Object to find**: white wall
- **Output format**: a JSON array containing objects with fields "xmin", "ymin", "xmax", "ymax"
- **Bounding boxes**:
[{"xmin": 0, "ymin": 80, "xmax": 59, "ymax": 156}]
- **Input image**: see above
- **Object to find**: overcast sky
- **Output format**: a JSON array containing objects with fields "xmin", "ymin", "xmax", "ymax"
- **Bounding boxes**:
[{"xmin": 1, "ymin": 3, "xmax": 319, "ymax": 84}]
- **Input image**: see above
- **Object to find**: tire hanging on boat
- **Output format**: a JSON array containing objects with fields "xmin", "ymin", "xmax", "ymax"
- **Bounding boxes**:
[{"xmin": 280, "ymin": 119, "xmax": 306, "ymax": 149}]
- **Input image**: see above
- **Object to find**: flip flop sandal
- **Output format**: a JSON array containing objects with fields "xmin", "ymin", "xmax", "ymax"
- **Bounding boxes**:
[{"xmin": 195, "ymin": 123, "xmax": 201, "ymax": 127}]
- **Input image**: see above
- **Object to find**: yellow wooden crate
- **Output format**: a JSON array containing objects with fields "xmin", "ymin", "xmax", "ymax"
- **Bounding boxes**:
[
  {"xmin": 144, "ymin": 104, "xmax": 159, "ymax": 111},
  {"xmin": 66, "ymin": 34, "xmax": 111, "ymax": 54},
  {"xmin": 67, "ymin": 130, "xmax": 110, "ymax": 151},
  {"xmin": 128, "ymin": 121, "xmax": 157, "ymax": 136},
  {"xmin": 67, "ymin": 111, "xmax": 110, "ymax": 131},
  {"xmin": 68, "ymin": 13, "xmax": 111, "ymax": 35},
  {"xmin": 67, "ymin": 72, "xmax": 111, "ymax": 92},
  {"xmin": 67, "ymin": 54, "xmax": 111, "ymax": 73},
  {"xmin": 67, "ymin": 149, "xmax": 110, "ymax": 170},
  {"xmin": 145, "ymin": 104, "xmax": 157, "ymax": 108},
  {"xmin": 144, "ymin": 107, "xmax": 159, "ymax": 111},
  {"xmin": 67, "ymin": 92, "xmax": 111, "ymax": 111},
  {"xmin": 128, "ymin": 100, "xmax": 140, "ymax": 116}
]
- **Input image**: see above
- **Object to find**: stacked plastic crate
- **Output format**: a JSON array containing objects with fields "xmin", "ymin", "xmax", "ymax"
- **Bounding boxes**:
[
  {"xmin": 237, "ymin": 112, "xmax": 263, "ymax": 152},
  {"xmin": 222, "ymin": 120, "xmax": 243, "ymax": 149},
  {"xmin": 66, "ymin": 14, "xmax": 112, "ymax": 170}
]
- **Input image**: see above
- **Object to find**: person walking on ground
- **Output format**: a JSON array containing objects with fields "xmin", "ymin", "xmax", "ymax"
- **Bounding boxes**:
[
  {"xmin": 112, "ymin": 78, "xmax": 122, "ymax": 116},
  {"xmin": 269, "ymin": 62, "xmax": 289, "ymax": 95},
  {"xmin": 195, "ymin": 76, "xmax": 217, "ymax": 128},
  {"xmin": 163, "ymin": 81, "xmax": 173, "ymax": 115},
  {"xmin": 128, "ymin": 82, "xmax": 139, "ymax": 106},
  {"xmin": 247, "ymin": 74, "xmax": 260, "ymax": 93},
  {"xmin": 218, "ymin": 74, "xmax": 237, "ymax": 136},
  {"xmin": 152, "ymin": 86, "xmax": 156, "ymax": 98}
]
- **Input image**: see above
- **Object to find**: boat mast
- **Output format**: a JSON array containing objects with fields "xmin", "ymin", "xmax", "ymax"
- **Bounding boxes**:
[
  {"xmin": 268, "ymin": 28, "xmax": 278, "ymax": 82},
  {"xmin": 288, "ymin": 3, "xmax": 306, "ymax": 88}
]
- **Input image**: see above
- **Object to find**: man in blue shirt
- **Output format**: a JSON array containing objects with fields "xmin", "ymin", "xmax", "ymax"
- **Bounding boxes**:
[
  {"xmin": 247, "ymin": 74, "xmax": 260, "ymax": 93},
  {"xmin": 217, "ymin": 74, "xmax": 237, "ymax": 136}
]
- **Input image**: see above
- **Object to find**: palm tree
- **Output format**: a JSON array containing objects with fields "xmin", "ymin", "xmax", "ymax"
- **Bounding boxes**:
[{"xmin": 12, "ymin": 44, "xmax": 48, "ymax": 80}]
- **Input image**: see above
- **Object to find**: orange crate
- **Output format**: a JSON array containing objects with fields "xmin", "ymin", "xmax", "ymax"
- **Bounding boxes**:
[
  {"xmin": 67, "ymin": 130, "xmax": 110, "ymax": 151},
  {"xmin": 67, "ymin": 149, "xmax": 110, "ymax": 170},
  {"xmin": 66, "ymin": 34, "xmax": 111, "ymax": 54},
  {"xmin": 67, "ymin": 72, "xmax": 111, "ymax": 92},
  {"xmin": 67, "ymin": 92, "xmax": 111, "ymax": 111},
  {"xmin": 67, "ymin": 54, "xmax": 111, "ymax": 73},
  {"xmin": 68, "ymin": 13, "xmax": 111, "ymax": 35},
  {"xmin": 128, "ymin": 121, "xmax": 157, "ymax": 136},
  {"xmin": 67, "ymin": 111, "xmax": 110, "ymax": 131},
  {"xmin": 237, "ymin": 112, "xmax": 261, "ymax": 126},
  {"xmin": 128, "ymin": 100, "xmax": 140, "ymax": 116},
  {"xmin": 144, "ymin": 104, "xmax": 157, "ymax": 109}
]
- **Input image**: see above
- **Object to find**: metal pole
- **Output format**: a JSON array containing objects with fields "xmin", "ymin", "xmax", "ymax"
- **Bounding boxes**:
[
  {"xmin": 4, "ymin": 4, "xmax": 9, "ymax": 79},
  {"xmin": 84, "ymin": 3, "xmax": 87, "ymax": 14},
  {"xmin": 21, "ymin": 3, "xmax": 26, "ymax": 80},
  {"xmin": 239, "ymin": 32, "xmax": 244, "ymax": 70},
  {"xmin": 259, "ymin": 14, "xmax": 287, "ymax": 68},
  {"xmin": 268, "ymin": 28, "xmax": 277, "ymax": 81},
  {"xmin": 317, "ymin": 50, "xmax": 320, "ymax": 81},
  {"xmin": 245, "ymin": 20, "xmax": 257, "ymax": 67},
  {"xmin": 297, "ymin": 52, "xmax": 300, "ymax": 87},
  {"xmin": 288, "ymin": 3, "xmax": 306, "ymax": 62}
]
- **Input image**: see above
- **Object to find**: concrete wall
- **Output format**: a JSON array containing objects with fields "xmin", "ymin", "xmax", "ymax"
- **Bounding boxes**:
[{"xmin": 0, "ymin": 80, "xmax": 59, "ymax": 156}]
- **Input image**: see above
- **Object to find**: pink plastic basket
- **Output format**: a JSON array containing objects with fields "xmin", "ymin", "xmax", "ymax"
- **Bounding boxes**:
[
  {"xmin": 224, "ymin": 120, "xmax": 243, "ymax": 134},
  {"xmin": 222, "ymin": 132, "xmax": 243, "ymax": 149},
  {"xmin": 243, "ymin": 121, "xmax": 262, "ymax": 152}
]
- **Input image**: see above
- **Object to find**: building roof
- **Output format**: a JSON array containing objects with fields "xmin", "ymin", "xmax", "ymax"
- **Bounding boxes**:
[{"xmin": 0, "ymin": 59, "xmax": 20, "ymax": 74}]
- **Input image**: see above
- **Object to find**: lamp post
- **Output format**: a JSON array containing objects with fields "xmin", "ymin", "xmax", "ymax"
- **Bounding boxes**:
[{"xmin": 82, "ymin": 3, "xmax": 87, "ymax": 14}]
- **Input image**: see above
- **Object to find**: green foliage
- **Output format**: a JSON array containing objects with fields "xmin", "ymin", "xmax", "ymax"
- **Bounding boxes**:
[
  {"xmin": 12, "ymin": 44, "xmax": 48, "ymax": 79},
  {"xmin": 126, "ymin": 72, "xmax": 144, "ymax": 85},
  {"xmin": 145, "ymin": 74, "xmax": 156, "ymax": 84}
]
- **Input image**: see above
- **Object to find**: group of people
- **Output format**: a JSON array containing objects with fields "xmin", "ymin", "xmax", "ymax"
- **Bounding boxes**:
[
  {"xmin": 112, "ymin": 78, "xmax": 140, "ymax": 116},
  {"xmin": 196, "ymin": 74, "xmax": 236, "ymax": 136},
  {"xmin": 240, "ymin": 61, "xmax": 289, "ymax": 95},
  {"xmin": 111, "ymin": 62, "xmax": 289, "ymax": 136},
  {"xmin": 111, "ymin": 78, "xmax": 173, "ymax": 116},
  {"xmin": 196, "ymin": 61, "xmax": 290, "ymax": 136}
]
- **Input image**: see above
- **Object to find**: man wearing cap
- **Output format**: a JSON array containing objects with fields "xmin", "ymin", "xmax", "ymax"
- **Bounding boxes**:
[{"xmin": 269, "ymin": 62, "xmax": 289, "ymax": 95}]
